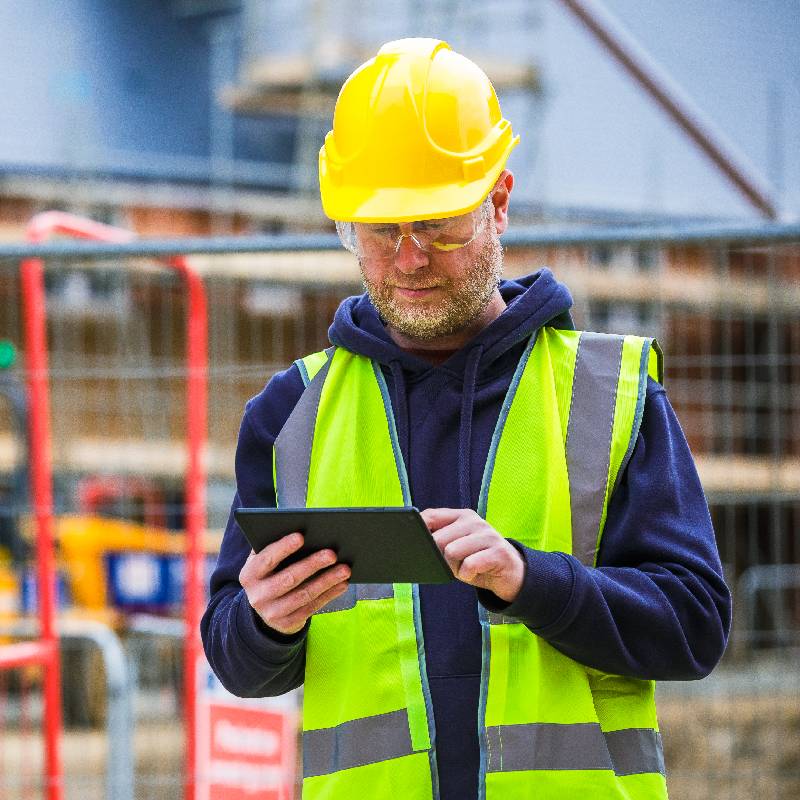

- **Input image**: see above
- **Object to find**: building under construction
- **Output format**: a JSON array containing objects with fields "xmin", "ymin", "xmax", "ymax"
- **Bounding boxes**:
[{"xmin": 0, "ymin": 2, "xmax": 798, "ymax": 799}]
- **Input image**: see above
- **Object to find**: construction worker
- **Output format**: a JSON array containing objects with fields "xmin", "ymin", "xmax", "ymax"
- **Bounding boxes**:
[{"xmin": 202, "ymin": 38, "xmax": 731, "ymax": 799}]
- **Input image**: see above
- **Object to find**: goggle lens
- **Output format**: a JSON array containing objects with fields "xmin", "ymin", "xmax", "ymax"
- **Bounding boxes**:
[{"xmin": 336, "ymin": 203, "xmax": 489, "ymax": 260}]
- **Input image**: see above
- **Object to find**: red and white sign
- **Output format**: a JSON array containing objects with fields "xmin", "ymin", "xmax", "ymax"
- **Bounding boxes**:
[{"xmin": 197, "ymin": 657, "xmax": 298, "ymax": 800}]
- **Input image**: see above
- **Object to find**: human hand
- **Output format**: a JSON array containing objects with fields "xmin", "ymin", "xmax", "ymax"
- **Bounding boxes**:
[
  {"xmin": 421, "ymin": 508, "xmax": 525, "ymax": 603},
  {"xmin": 239, "ymin": 533, "xmax": 351, "ymax": 635}
]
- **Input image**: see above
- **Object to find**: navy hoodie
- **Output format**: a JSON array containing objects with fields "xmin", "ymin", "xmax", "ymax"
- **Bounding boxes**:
[{"xmin": 201, "ymin": 269, "xmax": 731, "ymax": 800}]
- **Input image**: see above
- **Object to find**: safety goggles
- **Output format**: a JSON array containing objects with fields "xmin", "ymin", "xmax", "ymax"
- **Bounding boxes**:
[{"xmin": 336, "ymin": 201, "xmax": 490, "ymax": 261}]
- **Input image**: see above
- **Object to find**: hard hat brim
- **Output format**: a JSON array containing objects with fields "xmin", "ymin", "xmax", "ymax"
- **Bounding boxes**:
[{"xmin": 320, "ymin": 137, "xmax": 519, "ymax": 223}]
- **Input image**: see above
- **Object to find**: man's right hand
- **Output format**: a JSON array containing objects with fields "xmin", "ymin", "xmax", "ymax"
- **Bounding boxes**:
[{"xmin": 239, "ymin": 532, "xmax": 351, "ymax": 635}]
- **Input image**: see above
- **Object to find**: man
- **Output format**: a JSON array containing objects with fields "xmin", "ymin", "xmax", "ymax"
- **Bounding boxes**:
[{"xmin": 202, "ymin": 38, "xmax": 730, "ymax": 800}]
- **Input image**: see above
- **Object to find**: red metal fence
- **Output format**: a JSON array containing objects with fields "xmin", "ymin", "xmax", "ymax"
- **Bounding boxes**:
[{"xmin": 8, "ymin": 213, "xmax": 208, "ymax": 800}]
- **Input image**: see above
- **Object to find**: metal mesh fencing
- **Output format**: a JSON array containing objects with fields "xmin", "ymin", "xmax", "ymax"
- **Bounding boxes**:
[
  {"xmin": 0, "ymin": 222, "xmax": 798, "ymax": 798},
  {"xmin": 517, "ymin": 234, "xmax": 800, "ymax": 800},
  {"xmin": 1, "ymin": 251, "xmax": 197, "ymax": 800},
  {"xmin": 0, "ymin": 663, "xmax": 45, "ymax": 800}
]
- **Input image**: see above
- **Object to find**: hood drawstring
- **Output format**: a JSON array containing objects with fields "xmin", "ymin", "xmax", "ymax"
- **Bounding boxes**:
[
  {"xmin": 458, "ymin": 345, "xmax": 484, "ymax": 508},
  {"xmin": 389, "ymin": 360, "xmax": 411, "ymax": 488}
]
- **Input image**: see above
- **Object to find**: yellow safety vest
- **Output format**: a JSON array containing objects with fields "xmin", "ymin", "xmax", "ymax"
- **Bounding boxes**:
[{"xmin": 273, "ymin": 327, "xmax": 668, "ymax": 800}]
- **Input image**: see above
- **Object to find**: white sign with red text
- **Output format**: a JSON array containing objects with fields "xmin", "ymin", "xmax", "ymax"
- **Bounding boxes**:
[{"xmin": 197, "ymin": 656, "xmax": 299, "ymax": 800}]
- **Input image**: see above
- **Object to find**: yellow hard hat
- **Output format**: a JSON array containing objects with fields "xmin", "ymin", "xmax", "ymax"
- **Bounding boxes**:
[{"xmin": 319, "ymin": 38, "xmax": 519, "ymax": 223}]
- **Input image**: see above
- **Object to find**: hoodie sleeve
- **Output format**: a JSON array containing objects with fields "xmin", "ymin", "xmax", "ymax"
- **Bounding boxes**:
[
  {"xmin": 200, "ymin": 365, "xmax": 309, "ymax": 697},
  {"xmin": 478, "ymin": 377, "xmax": 732, "ymax": 681}
]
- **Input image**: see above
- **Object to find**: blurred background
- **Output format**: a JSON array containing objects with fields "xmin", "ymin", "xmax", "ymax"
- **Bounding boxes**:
[{"xmin": 0, "ymin": 1, "xmax": 798, "ymax": 799}]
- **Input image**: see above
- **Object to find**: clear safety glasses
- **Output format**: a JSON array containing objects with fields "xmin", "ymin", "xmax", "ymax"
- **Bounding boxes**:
[{"xmin": 336, "ymin": 200, "xmax": 490, "ymax": 261}]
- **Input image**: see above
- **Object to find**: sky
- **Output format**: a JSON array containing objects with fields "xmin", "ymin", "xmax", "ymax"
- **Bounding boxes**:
[{"xmin": 510, "ymin": 0, "xmax": 800, "ymax": 220}]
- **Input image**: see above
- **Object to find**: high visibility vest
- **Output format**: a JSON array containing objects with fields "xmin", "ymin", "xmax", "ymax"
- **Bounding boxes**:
[{"xmin": 273, "ymin": 327, "xmax": 668, "ymax": 800}]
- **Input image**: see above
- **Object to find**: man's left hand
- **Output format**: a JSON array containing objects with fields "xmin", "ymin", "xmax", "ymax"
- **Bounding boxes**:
[{"xmin": 421, "ymin": 508, "xmax": 525, "ymax": 603}]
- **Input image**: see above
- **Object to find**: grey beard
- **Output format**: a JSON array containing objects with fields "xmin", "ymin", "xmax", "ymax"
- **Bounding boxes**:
[{"xmin": 361, "ymin": 232, "xmax": 504, "ymax": 341}]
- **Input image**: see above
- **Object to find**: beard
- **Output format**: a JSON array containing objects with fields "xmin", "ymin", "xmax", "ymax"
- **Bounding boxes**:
[{"xmin": 360, "ymin": 230, "xmax": 504, "ymax": 341}]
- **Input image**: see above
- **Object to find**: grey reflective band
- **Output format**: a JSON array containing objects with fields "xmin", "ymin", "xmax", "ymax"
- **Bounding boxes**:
[
  {"xmin": 487, "ymin": 722, "xmax": 612, "ymax": 772},
  {"xmin": 487, "ymin": 612, "xmax": 519, "ymax": 625},
  {"xmin": 303, "ymin": 708, "xmax": 414, "ymax": 778},
  {"xmin": 565, "ymin": 333, "xmax": 624, "ymax": 567},
  {"xmin": 605, "ymin": 728, "xmax": 665, "ymax": 777},
  {"xmin": 273, "ymin": 356, "xmax": 331, "ymax": 507},
  {"xmin": 316, "ymin": 583, "xmax": 394, "ymax": 614},
  {"xmin": 486, "ymin": 723, "xmax": 665, "ymax": 776}
]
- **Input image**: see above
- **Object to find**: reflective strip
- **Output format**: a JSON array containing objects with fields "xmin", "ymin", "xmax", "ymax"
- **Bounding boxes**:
[
  {"xmin": 565, "ymin": 333, "xmax": 624, "ymax": 567},
  {"xmin": 273, "ymin": 356, "xmax": 331, "ymax": 507},
  {"xmin": 295, "ymin": 347, "xmax": 334, "ymax": 388},
  {"xmin": 303, "ymin": 708, "xmax": 414, "ymax": 778},
  {"xmin": 487, "ymin": 722, "xmax": 611, "ymax": 772},
  {"xmin": 487, "ymin": 612, "xmax": 519, "ymax": 625},
  {"xmin": 316, "ymin": 583, "xmax": 395, "ymax": 614},
  {"xmin": 486, "ymin": 723, "xmax": 665, "ymax": 776},
  {"xmin": 605, "ymin": 728, "xmax": 665, "ymax": 776}
]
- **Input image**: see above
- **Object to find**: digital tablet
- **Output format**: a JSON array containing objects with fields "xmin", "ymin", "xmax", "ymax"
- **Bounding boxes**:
[{"xmin": 234, "ymin": 507, "xmax": 454, "ymax": 584}]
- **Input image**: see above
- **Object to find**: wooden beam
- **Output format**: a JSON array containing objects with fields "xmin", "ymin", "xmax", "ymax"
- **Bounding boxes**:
[{"xmin": 695, "ymin": 455, "xmax": 800, "ymax": 498}]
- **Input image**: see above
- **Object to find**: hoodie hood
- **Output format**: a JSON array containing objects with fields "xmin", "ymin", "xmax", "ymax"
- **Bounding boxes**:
[{"xmin": 329, "ymin": 268, "xmax": 574, "ymax": 374}]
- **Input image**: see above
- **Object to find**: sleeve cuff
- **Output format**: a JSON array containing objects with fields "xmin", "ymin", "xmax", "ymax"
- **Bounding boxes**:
[
  {"xmin": 234, "ymin": 590, "xmax": 308, "ymax": 661},
  {"xmin": 477, "ymin": 541, "xmax": 576, "ymax": 630}
]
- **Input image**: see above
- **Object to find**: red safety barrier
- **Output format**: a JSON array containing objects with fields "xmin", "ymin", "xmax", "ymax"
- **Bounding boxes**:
[{"xmin": 17, "ymin": 211, "xmax": 209, "ymax": 800}]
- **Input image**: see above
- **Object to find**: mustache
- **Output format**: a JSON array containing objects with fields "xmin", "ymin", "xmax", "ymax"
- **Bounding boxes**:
[{"xmin": 383, "ymin": 276, "xmax": 450, "ymax": 291}]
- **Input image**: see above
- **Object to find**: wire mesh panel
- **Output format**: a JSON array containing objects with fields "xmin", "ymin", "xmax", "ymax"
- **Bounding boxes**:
[
  {"xmin": 503, "ymin": 234, "xmax": 800, "ymax": 800},
  {"xmin": 1, "ymin": 224, "xmax": 799, "ymax": 799},
  {"xmin": 0, "ymin": 664, "xmax": 45, "ymax": 800},
  {"xmin": 203, "ymin": 271, "xmax": 354, "ymax": 503},
  {"xmin": 191, "ymin": 232, "xmax": 800, "ymax": 799},
  {"xmin": 0, "ymin": 248, "xmax": 201, "ymax": 800}
]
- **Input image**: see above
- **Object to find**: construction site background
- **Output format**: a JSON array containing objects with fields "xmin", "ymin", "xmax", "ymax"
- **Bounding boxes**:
[{"xmin": 0, "ymin": 2, "xmax": 798, "ymax": 799}]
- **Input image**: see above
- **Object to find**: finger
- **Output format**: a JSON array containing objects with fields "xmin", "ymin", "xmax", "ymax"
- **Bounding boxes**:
[
  {"xmin": 442, "ymin": 531, "xmax": 498, "ymax": 564},
  {"xmin": 246, "ymin": 532, "xmax": 306, "ymax": 579},
  {"xmin": 269, "ymin": 563, "xmax": 352, "ymax": 620},
  {"xmin": 458, "ymin": 549, "xmax": 501, "ymax": 583},
  {"xmin": 431, "ymin": 517, "xmax": 481, "ymax": 550},
  {"xmin": 263, "ymin": 548, "xmax": 339, "ymax": 599},
  {"xmin": 270, "ymin": 564, "xmax": 350, "ymax": 620},
  {"xmin": 420, "ymin": 507, "xmax": 467, "ymax": 531},
  {"xmin": 239, "ymin": 549, "xmax": 261, "ymax": 586},
  {"xmin": 279, "ymin": 580, "xmax": 351, "ymax": 630}
]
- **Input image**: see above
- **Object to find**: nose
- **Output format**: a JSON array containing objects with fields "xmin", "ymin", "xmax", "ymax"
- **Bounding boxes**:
[{"xmin": 393, "ymin": 234, "xmax": 429, "ymax": 273}]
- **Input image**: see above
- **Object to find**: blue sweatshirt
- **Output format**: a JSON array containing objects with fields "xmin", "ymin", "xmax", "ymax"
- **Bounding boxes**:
[{"xmin": 201, "ymin": 269, "xmax": 731, "ymax": 800}]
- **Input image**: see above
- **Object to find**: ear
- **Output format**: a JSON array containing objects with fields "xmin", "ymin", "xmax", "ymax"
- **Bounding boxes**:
[{"xmin": 490, "ymin": 170, "xmax": 514, "ymax": 234}]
